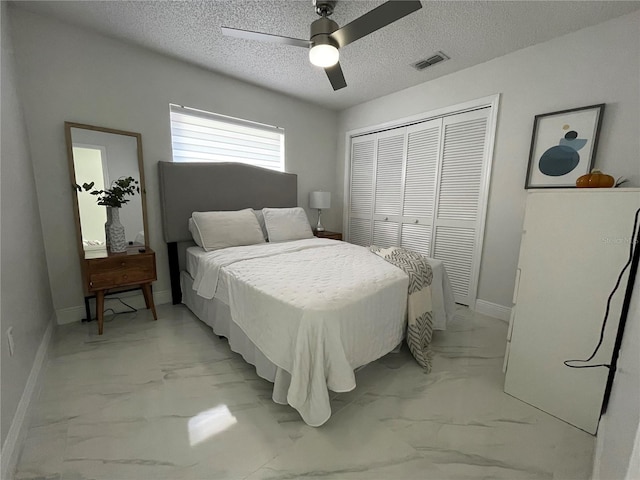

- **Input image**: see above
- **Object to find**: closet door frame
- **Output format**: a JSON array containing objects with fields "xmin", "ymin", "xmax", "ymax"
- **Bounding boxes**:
[{"xmin": 343, "ymin": 94, "xmax": 500, "ymax": 307}]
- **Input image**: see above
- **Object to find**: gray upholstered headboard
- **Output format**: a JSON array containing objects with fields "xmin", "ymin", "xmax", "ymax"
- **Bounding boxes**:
[{"xmin": 158, "ymin": 161, "xmax": 298, "ymax": 303}]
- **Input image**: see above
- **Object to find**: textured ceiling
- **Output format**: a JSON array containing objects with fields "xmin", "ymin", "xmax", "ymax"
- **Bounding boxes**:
[{"xmin": 12, "ymin": 0, "xmax": 640, "ymax": 110}]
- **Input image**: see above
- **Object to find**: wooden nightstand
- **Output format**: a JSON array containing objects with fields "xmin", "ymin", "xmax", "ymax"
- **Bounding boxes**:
[
  {"xmin": 315, "ymin": 230, "xmax": 342, "ymax": 241},
  {"xmin": 84, "ymin": 246, "xmax": 158, "ymax": 334}
]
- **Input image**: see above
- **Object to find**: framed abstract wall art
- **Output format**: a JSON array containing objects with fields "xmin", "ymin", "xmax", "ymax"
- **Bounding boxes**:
[{"xmin": 524, "ymin": 104, "xmax": 605, "ymax": 189}]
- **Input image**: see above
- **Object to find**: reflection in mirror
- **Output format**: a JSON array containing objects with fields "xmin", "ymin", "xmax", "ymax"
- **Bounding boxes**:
[
  {"xmin": 74, "ymin": 144, "xmax": 109, "ymax": 248},
  {"xmin": 66, "ymin": 123, "xmax": 148, "ymax": 255}
]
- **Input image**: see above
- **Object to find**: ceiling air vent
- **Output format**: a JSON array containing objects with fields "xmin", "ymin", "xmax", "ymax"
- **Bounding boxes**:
[{"xmin": 412, "ymin": 51, "xmax": 449, "ymax": 71}]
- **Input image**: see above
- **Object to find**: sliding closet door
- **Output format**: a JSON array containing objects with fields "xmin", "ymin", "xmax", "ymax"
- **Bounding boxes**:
[
  {"xmin": 399, "ymin": 119, "xmax": 441, "ymax": 257},
  {"xmin": 432, "ymin": 109, "xmax": 490, "ymax": 305},
  {"xmin": 348, "ymin": 135, "xmax": 375, "ymax": 246}
]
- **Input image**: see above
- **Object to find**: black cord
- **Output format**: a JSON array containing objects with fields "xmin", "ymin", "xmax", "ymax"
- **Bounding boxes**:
[
  {"xmin": 564, "ymin": 207, "xmax": 640, "ymax": 369},
  {"xmin": 100, "ymin": 297, "xmax": 138, "ymax": 323},
  {"xmin": 112, "ymin": 297, "xmax": 137, "ymax": 312}
]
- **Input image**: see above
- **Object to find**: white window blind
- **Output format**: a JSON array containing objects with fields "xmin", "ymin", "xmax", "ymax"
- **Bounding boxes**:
[{"xmin": 169, "ymin": 104, "xmax": 285, "ymax": 171}]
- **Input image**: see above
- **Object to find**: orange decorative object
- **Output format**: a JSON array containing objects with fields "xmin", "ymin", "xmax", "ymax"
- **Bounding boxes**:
[{"xmin": 576, "ymin": 170, "xmax": 615, "ymax": 188}]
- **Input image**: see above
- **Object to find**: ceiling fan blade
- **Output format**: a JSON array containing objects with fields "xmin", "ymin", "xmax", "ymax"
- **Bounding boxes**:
[
  {"xmin": 330, "ymin": 0, "xmax": 422, "ymax": 48},
  {"xmin": 221, "ymin": 27, "xmax": 311, "ymax": 48},
  {"xmin": 325, "ymin": 62, "xmax": 347, "ymax": 91}
]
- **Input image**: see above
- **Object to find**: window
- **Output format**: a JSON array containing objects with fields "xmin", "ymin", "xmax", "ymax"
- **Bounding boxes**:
[{"xmin": 169, "ymin": 104, "xmax": 285, "ymax": 171}]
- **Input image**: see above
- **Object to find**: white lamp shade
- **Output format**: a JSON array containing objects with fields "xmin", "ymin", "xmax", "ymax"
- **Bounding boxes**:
[{"xmin": 309, "ymin": 191, "xmax": 331, "ymax": 210}]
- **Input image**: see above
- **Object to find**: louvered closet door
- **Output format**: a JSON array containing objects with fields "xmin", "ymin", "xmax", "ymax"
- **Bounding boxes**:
[
  {"xmin": 348, "ymin": 135, "xmax": 375, "ymax": 246},
  {"xmin": 433, "ymin": 109, "xmax": 490, "ymax": 305},
  {"xmin": 400, "ymin": 119, "xmax": 442, "ymax": 257},
  {"xmin": 372, "ymin": 128, "xmax": 406, "ymax": 248}
]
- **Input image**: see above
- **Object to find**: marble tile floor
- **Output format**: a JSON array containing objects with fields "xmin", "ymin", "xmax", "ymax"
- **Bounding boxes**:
[{"xmin": 13, "ymin": 304, "xmax": 595, "ymax": 480}]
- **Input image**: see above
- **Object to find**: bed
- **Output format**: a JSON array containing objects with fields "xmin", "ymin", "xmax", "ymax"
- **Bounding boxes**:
[{"xmin": 158, "ymin": 161, "xmax": 455, "ymax": 426}]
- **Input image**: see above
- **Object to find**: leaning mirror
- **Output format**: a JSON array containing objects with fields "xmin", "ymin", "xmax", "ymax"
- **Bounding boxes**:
[{"xmin": 65, "ymin": 122, "xmax": 149, "ymax": 258}]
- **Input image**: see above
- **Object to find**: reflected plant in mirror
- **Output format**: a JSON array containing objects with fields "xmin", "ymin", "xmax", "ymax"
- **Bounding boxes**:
[
  {"xmin": 77, "ymin": 176, "xmax": 140, "ymax": 207},
  {"xmin": 76, "ymin": 176, "xmax": 140, "ymax": 253}
]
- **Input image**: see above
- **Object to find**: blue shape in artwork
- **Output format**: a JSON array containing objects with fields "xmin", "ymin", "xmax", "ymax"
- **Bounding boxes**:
[
  {"xmin": 539, "ymin": 145, "xmax": 580, "ymax": 176},
  {"xmin": 559, "ymin": 138, "xmax": 587, "ymax": 151},
  {"xmin": 537, "ymin": 128, "xmax": 588, "ymax": 177}
]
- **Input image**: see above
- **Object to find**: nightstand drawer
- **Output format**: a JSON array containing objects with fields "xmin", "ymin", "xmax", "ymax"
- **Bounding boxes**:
[
  {"xmin": 87, "ymin": 254, "xmax": 156, "ymax": 291},
  {"xmin": 315, "ymin": 231, "xmax": 342, "ymax": 240}
]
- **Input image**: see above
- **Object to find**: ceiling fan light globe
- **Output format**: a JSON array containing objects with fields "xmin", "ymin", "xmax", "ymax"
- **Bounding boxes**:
[{"xmin": 309, "ymin": 44, "xmax": 339, "ymax": 68}]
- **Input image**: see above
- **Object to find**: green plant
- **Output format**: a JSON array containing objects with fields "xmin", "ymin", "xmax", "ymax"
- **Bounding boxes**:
[{"xmin": 77, "ymin": 176, "xmax": 140, "ymax": 208}]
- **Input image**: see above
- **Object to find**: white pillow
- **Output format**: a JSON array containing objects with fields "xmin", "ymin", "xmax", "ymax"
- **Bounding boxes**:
[
  {"xmin": 191, "ymin": 209, "xmax": 265, "ymax": 251},
  {"xmin": 252, "ymin": 209, "xmax": 269, "ymax": 241},
  {"xmin": 262, "ymin": 207, "xmax": 314, "ymax": 243},
  {"xmin": 188, "ymin": 217, "xmax": 203, "ymax": 247}
]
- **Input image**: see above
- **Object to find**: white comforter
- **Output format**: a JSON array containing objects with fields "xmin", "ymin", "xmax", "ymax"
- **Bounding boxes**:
[{"xmin": 192, "ymin": 238, "xmax": 409, "ymax": 426}]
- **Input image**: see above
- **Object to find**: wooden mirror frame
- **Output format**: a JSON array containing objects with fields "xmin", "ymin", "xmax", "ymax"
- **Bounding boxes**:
[{"xmin": 65, "ymin": 122, "xmax": 149, "ymax": 296}]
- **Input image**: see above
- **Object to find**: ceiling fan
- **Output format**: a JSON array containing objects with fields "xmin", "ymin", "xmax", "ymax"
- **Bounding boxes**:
[{"xmin": 221, "ymin": 0, "xmax": 423, "ymax": 91}]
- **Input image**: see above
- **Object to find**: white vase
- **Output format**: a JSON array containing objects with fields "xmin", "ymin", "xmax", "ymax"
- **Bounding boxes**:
[
  {"xmin": 104, "ymin": 207, "xmax": 113, "ymax": 248},
  {"xmin": 108, "ymin": 207, "xmax": 127, "ymax": 253}
]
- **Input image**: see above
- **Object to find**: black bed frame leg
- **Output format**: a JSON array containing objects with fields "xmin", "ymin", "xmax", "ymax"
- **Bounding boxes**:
[{"xmin": 168, "ymin": 242, "xmax": 182, "ymax": 305}]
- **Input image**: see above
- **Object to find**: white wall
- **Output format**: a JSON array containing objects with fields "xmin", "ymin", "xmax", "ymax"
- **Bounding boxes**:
[
  {"xmin": 592, "ymin": 268, "xmax": 640, "ymax": 480},
  {"xmin": 9, "ymin": 6, "xmax": 339, "ymax": 323},
  {"xmin": 0, "ymin": 0, "xmax": 55, "ymax": 455},
  {"xmin": 337, "ymin": 11, "xmax": 640, "ymax": 308}
]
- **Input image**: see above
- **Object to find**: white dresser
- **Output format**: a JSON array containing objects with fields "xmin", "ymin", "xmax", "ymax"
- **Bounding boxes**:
[{"xmin": 504, "ymin": 188, "xmax": 640, "ymax": 434}]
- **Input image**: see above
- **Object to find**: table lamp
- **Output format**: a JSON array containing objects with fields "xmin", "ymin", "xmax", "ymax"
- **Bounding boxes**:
[{"xmin": 309, "ymin": 191, "xmax": 331, "ymax": 232}]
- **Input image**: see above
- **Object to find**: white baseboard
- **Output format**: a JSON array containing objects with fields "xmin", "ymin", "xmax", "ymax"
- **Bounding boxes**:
[
  {"xmin": 474, "ymin": 299, "xmax": 511, "ymax": 322},
  {"xmin": 152, "ymin": 289, "xmax": 172, "ymax": 307},
  {"xmin": 55, "ymin": 305, "xmax": 87, "ymax": 325},
  {"xmin": 56, "ymin": 289, "xmax": 172, "ymax": 325},
  {"xmin": 0, "ymin": 317, "xmax": 54, "ymax": 480}
]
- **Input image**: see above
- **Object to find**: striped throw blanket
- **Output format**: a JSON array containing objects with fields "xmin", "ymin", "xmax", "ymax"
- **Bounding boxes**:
[{"xmin": 370, "ymin": 246, "xmax": 434, "ymax": 371}]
